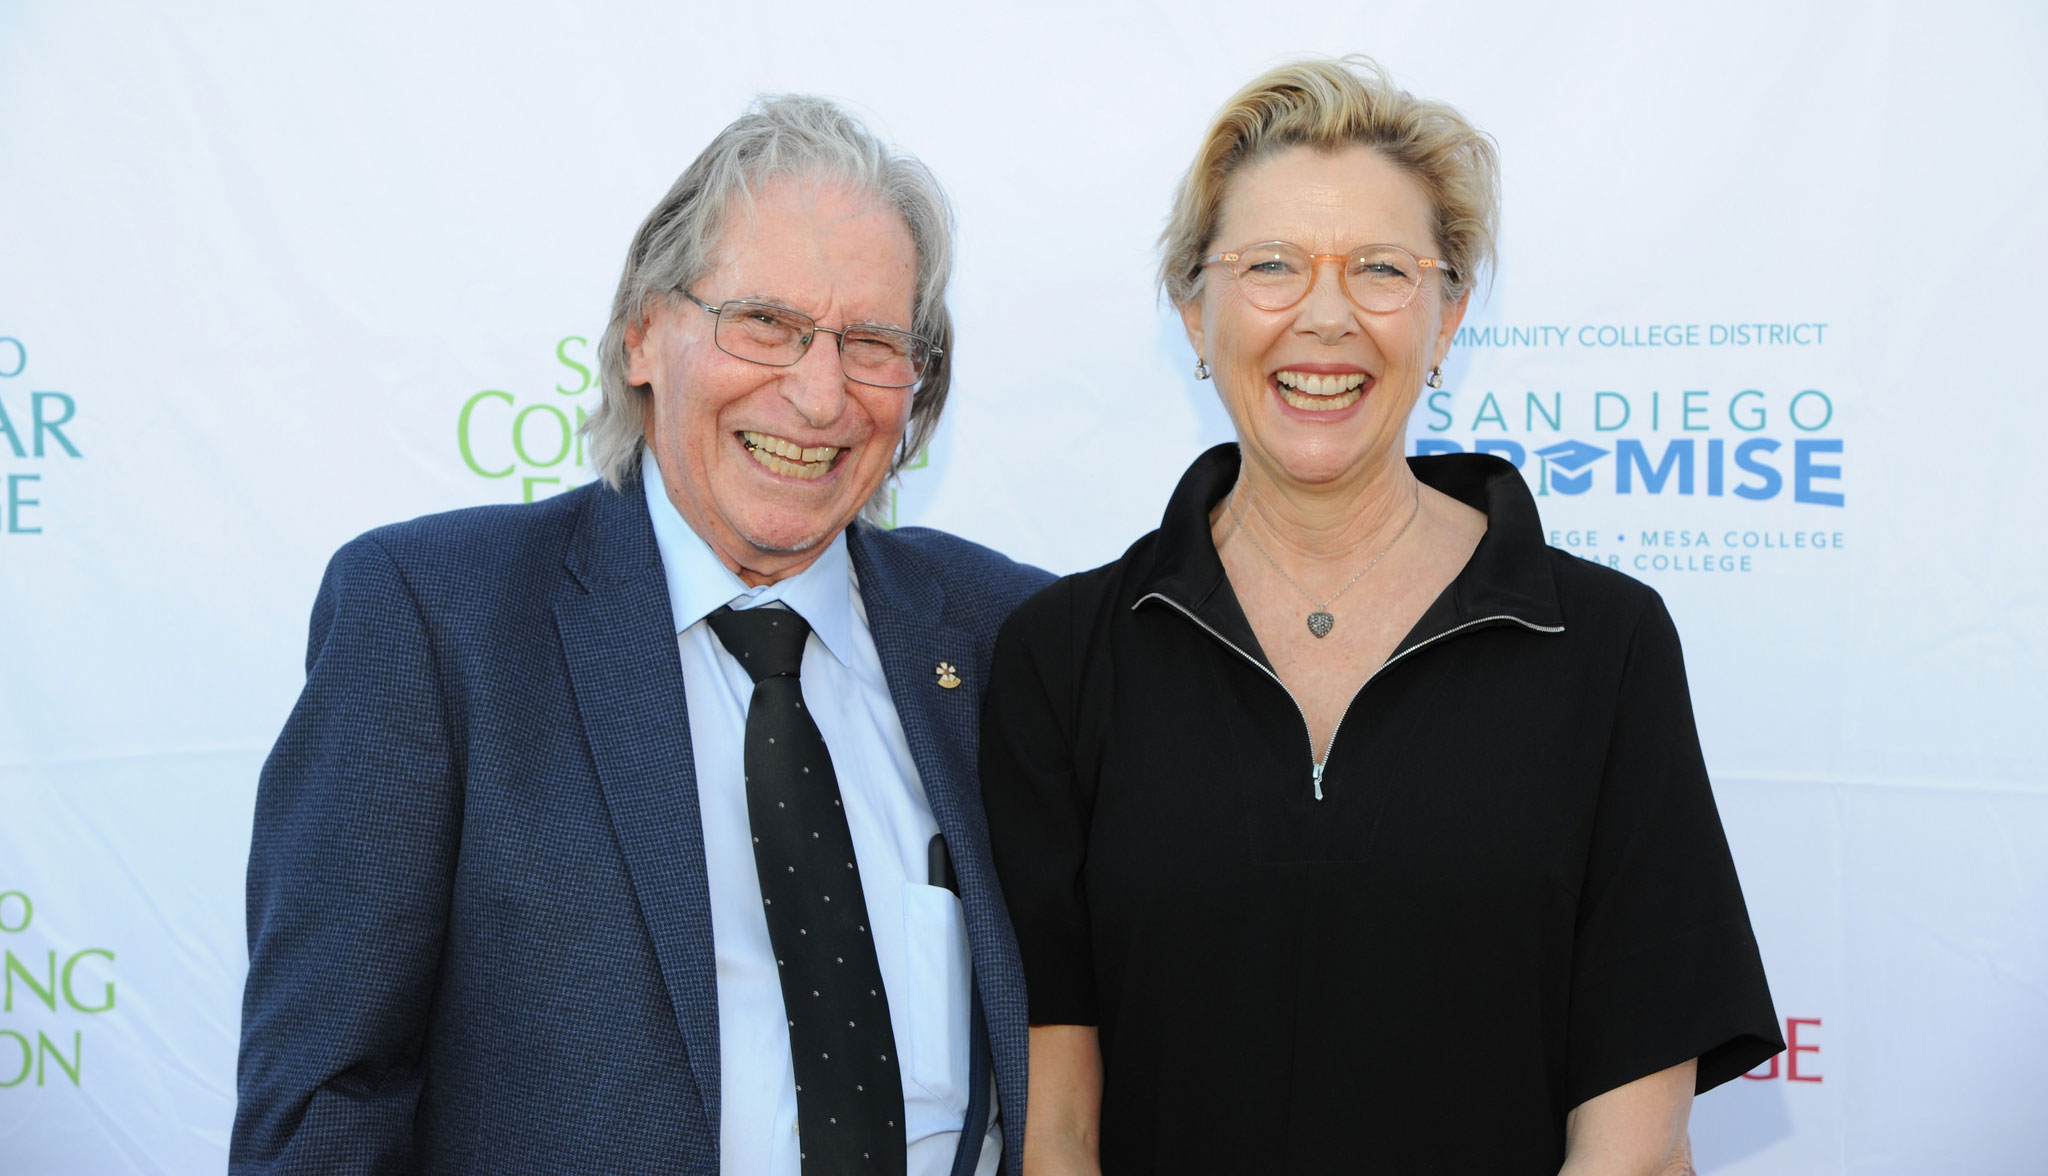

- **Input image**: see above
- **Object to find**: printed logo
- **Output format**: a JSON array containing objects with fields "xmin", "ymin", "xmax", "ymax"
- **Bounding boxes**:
[
  {"xmin": 0, "ymin": 336, "xmax": 85, "ymax": 535},
  {"xmin": 457, "ymin": 335, "xmax": 600, "ymax": 503},
  {"xmin": 0, "ymin": 892, "xmax": 117, "ymax": 1090},
  {"xmin": 1416, "ymin": 318, "xmax": 1845, "ymax": 576}
]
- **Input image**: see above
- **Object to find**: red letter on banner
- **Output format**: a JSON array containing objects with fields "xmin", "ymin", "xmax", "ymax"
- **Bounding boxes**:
[{"xmin": 1786, "ymin": 1017, "xmax": 1822, "ymax": 1082}]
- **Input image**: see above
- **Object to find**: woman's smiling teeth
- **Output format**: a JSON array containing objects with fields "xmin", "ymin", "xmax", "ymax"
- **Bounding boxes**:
[
  {"xmin": 1274, "ymin": 369, "xmax": 1368, "ymax": 411},
  {"xmin": 739, "ymin": 430, "xmax": 840, "ymax": 480}
]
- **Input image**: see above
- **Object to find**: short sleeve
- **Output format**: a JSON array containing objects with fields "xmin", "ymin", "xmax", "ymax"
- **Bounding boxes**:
[
  {"xmin": 980, "ymin": 579, "xmax": 1100, "ymax": 1025},
  {"xmin": 1565, "ymin": 592, "xmax": 1785, "ymax": 1107}
]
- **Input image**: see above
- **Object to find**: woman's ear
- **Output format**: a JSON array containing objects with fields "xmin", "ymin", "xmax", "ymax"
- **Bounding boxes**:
[
  {"xmin": 1178, "ymin": 297, "xmax": 1207, "ymax": 368},
  {"xmin": 1431, "ymin": 290, "xmax": 1470, "ymax": 370}
]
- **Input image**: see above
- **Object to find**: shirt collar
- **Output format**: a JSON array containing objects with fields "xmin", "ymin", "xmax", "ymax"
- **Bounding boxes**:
[
  {"xmin": 641, "ymin": 448, "xmax": 859, "ymax": 667},
  {"xmin": 1136, "ymin": 443, "xmax": 1564, "ymax": 660}
]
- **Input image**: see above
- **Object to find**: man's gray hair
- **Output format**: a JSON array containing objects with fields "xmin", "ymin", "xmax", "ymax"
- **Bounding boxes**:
[{"xmin": 585, "ymin": 94, "xmax": 956, "ymax": 494}]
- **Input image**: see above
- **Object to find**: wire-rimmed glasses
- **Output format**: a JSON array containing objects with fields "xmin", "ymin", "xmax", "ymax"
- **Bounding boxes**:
[
  {"xmin": 682, "ymin": 291, "xmax": 939, "ymax": 389},
  {"xmin": 1199, "ymin": 242, "xmax": 1453, "ymax": 313}
]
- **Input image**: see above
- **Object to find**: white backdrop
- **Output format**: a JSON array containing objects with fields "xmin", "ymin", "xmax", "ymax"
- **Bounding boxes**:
[{"xmin": 4, "ymin": 2, "xmax": 2046, "ymax": 1172}]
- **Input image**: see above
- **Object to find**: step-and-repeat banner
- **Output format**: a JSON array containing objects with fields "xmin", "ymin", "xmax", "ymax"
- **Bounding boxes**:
[{"xmin": 4, "ymin": 2, "xmax": 2044, "ymax": 1171}]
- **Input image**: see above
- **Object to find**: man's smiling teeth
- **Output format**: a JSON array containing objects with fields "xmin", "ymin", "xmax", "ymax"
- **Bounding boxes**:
[
  {"xmin": 740, "ymin": 430, "xmax": 839, "ymax": 480},
  {"xmin": 1274, "ymin": 369, "xmax": 1367, "ymax": 411}
]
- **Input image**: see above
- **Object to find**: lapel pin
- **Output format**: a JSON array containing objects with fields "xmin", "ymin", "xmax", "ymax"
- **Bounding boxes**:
[{"xmin": 935, "ymin": 662, "xmax": 962, "ymax": 690}]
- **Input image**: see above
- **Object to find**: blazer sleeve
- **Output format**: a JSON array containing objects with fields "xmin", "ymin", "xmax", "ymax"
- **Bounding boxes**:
[{"xmin": 231, "ymin": 534, "xmax": 461, "ymax": 1174}]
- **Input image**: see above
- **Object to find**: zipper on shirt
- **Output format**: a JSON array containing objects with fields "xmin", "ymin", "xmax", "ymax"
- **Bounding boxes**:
[
  {"xmin": 1133, "ymin": 593, "xmax": 1322, "ymax": 794},
  {"xmin": 1134, "ymin": 593, "xmax": 1563, "ymax": 800}
]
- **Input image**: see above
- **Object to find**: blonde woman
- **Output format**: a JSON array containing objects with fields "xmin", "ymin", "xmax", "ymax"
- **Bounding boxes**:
[{"xmin": 981, "ymin": 58, "xmax": 1781, "ymax": 1174}]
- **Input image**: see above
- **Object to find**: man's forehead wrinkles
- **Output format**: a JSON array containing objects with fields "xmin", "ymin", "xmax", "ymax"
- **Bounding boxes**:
[{"xmin": 682, "ymin": 171, "xmax": 922, "ymax": 350}]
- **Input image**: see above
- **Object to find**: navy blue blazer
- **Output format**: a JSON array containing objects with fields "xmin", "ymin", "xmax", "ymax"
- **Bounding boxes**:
[{"xmin": 233, "ymin": 472, "xmax": 1051, "ymax": 1174}]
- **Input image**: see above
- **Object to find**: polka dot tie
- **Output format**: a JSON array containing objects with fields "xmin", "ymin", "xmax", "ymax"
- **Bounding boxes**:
[{"xmin": 708, "ymin": 605, "xmax": 907, "ymax": 1174}]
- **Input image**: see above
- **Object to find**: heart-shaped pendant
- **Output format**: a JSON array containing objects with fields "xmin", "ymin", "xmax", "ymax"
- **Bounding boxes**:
[{"xmin": 1306, "ymin": 611, "xmax": 1335, "ymax": 638}]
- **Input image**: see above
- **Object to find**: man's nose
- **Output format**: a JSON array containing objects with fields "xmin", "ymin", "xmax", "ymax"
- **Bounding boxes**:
[{"xmin": 784, "ymin": 332, "xmax": 850, "ymax": 427}]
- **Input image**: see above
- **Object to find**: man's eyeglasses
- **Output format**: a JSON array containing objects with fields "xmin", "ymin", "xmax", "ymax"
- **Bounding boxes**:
[
  {"xmin": 1198, "ymin": 242, "xmax": 1454, "ymax": 314},
  {"xmin": 683, "ymin": 292, "xmax": 940, "ymax": 389}
]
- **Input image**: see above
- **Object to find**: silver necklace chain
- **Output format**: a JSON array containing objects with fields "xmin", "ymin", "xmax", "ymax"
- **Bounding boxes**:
[{"xmin": 1224, "ymin": 485, "xmax": 1421, "ymax": 638}]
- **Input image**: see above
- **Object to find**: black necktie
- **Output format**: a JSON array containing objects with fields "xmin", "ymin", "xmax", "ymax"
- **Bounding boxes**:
[{"xmin": 707, "ymin": 604, "xmax": 907, "ymax": 1174}]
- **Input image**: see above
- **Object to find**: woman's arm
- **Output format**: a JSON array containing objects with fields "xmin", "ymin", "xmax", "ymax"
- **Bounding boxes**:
[
  {"xmin": 1024, "ymin": 1025, "xmax": 1104, "ymax": 1176},
  {"xmin": 1558, "ymin": 1057, "xmax": 1695, "ymax": 1176},
  {"xmin": 1660, "ymin": 1133, "xmax": 1695, "ymax": 1176}
]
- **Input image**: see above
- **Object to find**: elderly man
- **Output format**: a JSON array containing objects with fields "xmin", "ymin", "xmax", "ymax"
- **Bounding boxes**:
[{"xmin": 232, "ymin": 96, "xmax": 1048, "ymax": 1175}]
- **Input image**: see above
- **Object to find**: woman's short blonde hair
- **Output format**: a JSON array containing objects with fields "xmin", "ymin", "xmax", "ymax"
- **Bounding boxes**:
[{"xmin": 1159, "ymin": 56, "xmax": 1499, "ymax": 309}]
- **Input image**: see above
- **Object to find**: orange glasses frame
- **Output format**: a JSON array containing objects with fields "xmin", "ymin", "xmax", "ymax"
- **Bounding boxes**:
[{"xmin": 1198, "ymin": 243, "xmax": 1454, "ymax": 313}]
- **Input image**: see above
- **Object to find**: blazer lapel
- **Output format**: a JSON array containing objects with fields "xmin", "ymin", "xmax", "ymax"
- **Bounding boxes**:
[
  {"xmin": 848, "ymin": 523, "xmax": 981, "ymax": 844},
  {"xmin": 553, "ymin": 480, "xmax": 721, "ymax": 1130},
  {"xmin": 851, "ymin": 524, "xmax": 1011, "ymax": 1175}
]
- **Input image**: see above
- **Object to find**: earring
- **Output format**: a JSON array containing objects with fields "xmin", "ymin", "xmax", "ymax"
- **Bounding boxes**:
[
  {"xmin": 1194, "ymin": 358, "xmax": 1212, "ymax": 380},
  {"xmin": 1425, "ymin": 366, "xmax": 1443, "ymax": 389}
]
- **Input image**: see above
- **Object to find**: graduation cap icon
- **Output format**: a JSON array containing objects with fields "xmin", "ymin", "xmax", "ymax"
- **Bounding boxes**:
[{"xmin": 1533, "ymin": 440, "xmax": 1609, "ymax": 495}]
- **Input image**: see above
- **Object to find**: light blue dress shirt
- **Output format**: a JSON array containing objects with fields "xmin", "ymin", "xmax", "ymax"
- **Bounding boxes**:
[{"xmin": 642, "ymin": 451, "xmax": 999, "ymax": 1176}]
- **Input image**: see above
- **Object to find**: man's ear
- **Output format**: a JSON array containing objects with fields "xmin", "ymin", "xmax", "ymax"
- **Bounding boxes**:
[{"xmin": 623, "ymin": 303, "xmax": 656, "ymax": 385}]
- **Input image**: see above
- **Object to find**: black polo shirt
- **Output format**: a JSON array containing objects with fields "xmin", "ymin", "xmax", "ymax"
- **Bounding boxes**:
[{"xmin": 981, "ymin": 444, "xmax": 1782, "ymax": 1173}]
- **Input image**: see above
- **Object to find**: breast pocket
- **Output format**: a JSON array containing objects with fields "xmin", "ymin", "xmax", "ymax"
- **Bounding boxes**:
[{"xmin": 899, "ymin": 882, "xmax": 972, "ymax": 1116}]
